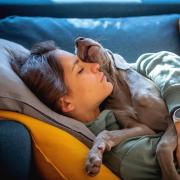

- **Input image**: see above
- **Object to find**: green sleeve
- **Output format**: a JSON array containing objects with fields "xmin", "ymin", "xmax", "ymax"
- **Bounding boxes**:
[{"xmin": 135, "ymin": 51, "xmax": 180, "ymax": 114}]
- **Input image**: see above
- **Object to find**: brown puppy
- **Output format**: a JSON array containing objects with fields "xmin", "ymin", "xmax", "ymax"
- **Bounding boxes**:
[{"xmin": 75, "ymin": 37, "xmax": 179, "ymax": 180}]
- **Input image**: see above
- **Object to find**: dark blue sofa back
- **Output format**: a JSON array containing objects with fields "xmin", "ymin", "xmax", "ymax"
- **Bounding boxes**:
[
  {"xmin": 1, "ymin": 1, "xmax": 180, "ymax": 18},
  {"xmin": 0, "ymin": 14, "xmax": 180, "ymax": 63}
]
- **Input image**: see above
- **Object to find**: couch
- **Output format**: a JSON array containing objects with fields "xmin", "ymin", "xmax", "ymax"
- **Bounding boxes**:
[{"xmin": 0, "ymin": 1, "xmax": 180, "ymax": 179}]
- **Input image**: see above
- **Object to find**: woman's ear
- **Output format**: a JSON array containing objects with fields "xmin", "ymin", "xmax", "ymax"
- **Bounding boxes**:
[{"xmin": 59, "ymin": 96, "xmax": 75, "ymax": 113}]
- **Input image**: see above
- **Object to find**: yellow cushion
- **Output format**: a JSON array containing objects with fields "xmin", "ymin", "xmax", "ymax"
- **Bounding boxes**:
[{"xmin": 0, "ymin": 110, "xmax": 119, "ymax": 180}]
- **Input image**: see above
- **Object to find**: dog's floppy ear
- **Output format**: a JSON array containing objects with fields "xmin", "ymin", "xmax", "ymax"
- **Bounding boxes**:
[{"xmin": 107, "ymin": 50, "xmax": 130, "ymax": 70}]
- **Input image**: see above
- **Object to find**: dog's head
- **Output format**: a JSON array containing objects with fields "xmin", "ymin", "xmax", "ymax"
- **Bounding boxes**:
[
  {"xmin": 75, "ymin": 37, "xmax": 130, "ymax": 72},
  {"xmin": 75, "ymin": 37, "xmax": 101, "ymax": 60},
  {"xmin": 75, "ymin": 37, "xmax": 111, "ymax": 68}
]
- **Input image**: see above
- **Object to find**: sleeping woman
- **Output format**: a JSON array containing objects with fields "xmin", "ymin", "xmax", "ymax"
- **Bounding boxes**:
[{"xmin": 12, "ymin": 39, "xmax": 180, "ymax": 180}]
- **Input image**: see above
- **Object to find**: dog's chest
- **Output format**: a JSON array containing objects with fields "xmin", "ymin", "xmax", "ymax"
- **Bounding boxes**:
[
  {"xmin": 125, "ymin": 69, "xmax": 169, "ymax": 131},
  {"xmin": 125, "ymin": 69, "xmax": 159, "ymax": 101},
  {"xmin": 105, "ymin": 68, "xmax": 169, "ymax": 131}
]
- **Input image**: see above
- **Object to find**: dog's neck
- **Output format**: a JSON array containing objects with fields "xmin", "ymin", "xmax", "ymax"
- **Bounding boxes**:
[{"xmin": 100, "ymin": 69, "xmax": 133, "ymax": 111}]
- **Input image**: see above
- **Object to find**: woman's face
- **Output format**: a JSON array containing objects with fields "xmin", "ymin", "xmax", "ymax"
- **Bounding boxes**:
[{"xmin": 55, "ymin": 49, "xmax": 113, "ymax": 113}]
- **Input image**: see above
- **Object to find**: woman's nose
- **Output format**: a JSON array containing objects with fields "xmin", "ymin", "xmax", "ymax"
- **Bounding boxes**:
[{"xmin": 90, "ymin": 63, "xmax": 100, "ymax": 73}]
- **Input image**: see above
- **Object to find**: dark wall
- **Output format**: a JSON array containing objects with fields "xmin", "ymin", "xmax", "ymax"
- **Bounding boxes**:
[{"xmin": 1, "ymin": 1, "xmax": 180, "ymax": 18}]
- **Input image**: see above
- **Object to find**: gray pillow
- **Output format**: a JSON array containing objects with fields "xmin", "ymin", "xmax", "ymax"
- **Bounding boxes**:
[{"xmin": 0, "ymin": 39, "xmax": 94, "ymax": 147}]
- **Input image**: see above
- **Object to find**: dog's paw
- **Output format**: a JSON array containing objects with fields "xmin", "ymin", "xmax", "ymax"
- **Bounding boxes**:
[{"xmin": 85, "ymin": 148, "xmax": 103, "ymax": 176}]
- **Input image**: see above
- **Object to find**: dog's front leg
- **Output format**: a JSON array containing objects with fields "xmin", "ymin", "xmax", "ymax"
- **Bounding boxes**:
[
  {"xmin": 156, "ymin": 121, "xmax": 180, "ymax": 180},
  {"xmin": 85, "ymin": 125, "xmax": 155, "ymax": 176}
]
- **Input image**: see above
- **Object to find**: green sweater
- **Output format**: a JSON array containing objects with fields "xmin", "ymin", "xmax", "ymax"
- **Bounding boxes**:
[
  {"xmin": 86, "ymin": 110, "xmax": 165, "ymax": 180},
  {"xmin": 135, "ymin": 51, "xmax": 180, "ymax": 114}
]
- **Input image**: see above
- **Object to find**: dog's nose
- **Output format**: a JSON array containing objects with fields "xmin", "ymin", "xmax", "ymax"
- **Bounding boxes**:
[
  {"xmin": 75, "ymin": 37, "xmax": 85, "ymax": 47},
  {"xmin": 76, "ymin": 37, "xmax": 85, "ymax": 41}
]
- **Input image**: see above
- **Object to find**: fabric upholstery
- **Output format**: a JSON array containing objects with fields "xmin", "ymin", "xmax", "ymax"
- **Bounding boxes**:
[
  {"xmin": 1, "ymin": 2, "xmax": 180, "ymax": 18},
  {"xmin": 0, "ymin": 15, "xmax": 180, "ymax": 63},
  {"xmin": 0, "ymin": 120, "xmax": 32, "ymax": 179},
  {"xmin": 0, "ymin": 110, "xmax": 119, "ymax": 180}
]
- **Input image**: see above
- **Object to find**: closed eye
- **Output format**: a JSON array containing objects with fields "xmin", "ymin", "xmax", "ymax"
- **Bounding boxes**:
[{"xmin": 78, "ymin": 68, "xmax": 84, "ymax": 74}]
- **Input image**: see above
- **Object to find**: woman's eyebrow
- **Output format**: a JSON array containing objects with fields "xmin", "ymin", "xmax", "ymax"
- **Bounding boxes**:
[{"xmin": 72, "ymin": 58, "xmax": 79, "ymax": 72}]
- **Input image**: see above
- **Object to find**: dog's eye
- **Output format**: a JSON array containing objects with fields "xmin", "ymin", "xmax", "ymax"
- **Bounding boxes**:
[{"xmin": 78, "ymin": 68, "xmax": 84, "ymax": 74}]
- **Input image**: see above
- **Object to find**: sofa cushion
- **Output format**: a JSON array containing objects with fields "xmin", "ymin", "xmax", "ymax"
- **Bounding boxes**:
[
  {"xmin": 0, "ymin": 110, "xmax": 119, "ymax": 180},
  {"xmin": 0, "ymin": 14, "xmax": 180, "ymax": 63},
  {"xmin": 0, "ymin": 38, "xmax": 95, "ymax": 147}
]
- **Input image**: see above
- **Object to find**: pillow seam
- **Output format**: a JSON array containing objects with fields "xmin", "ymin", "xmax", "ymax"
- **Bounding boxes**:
[{"xmin": 31, "ymin": 135, "xmax": 68, "ymax": 180}]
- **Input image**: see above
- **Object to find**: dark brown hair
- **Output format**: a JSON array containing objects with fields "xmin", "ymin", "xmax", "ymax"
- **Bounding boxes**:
[{"xmin": 13, "ymin": 40, "xmax": 67, "ymax": 113}]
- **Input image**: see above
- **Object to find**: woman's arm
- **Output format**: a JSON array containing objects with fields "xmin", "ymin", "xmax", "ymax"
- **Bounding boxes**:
[
  {"xmin": 134, "ymin": 51, "xmax": 180, "ymax": 166},
  {"xmin": 135, "ymin": 51, "xmax": 180, "ymax": 119}
]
